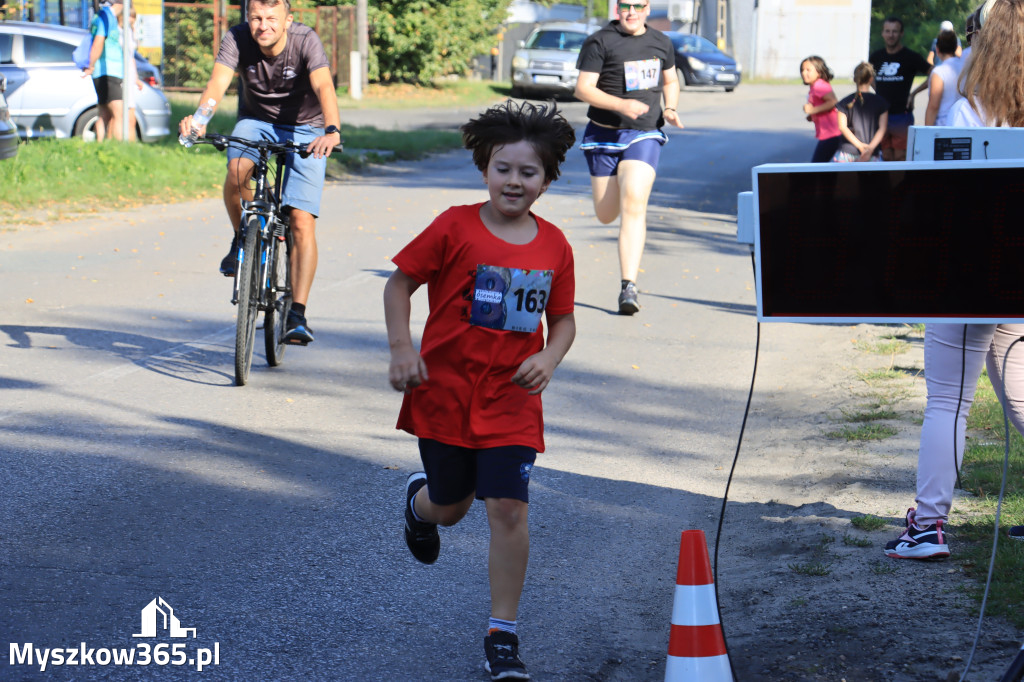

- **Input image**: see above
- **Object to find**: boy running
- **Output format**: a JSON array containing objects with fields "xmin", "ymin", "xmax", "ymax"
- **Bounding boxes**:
[{"xmin": 383, "ymin": 100, "xmax": 577, "ymax": 681}]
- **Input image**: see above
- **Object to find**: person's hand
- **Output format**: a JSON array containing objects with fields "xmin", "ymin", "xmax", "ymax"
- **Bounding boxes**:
[
  {"xmin": 806, "ymin": 114, "xmax": 812, "ymax": 122},
  {"xmin": 178, "ymin": 115, "xmax": 206, "ymax": 139},
  {"xmin": 663, "ymin": 108, "xmax": 684, "ymax": 129},
  {"xmin": 803, "ymin": 102, "xmax": 814, "ymax": 115},
  {"xmin": 389, "ymin": 345, "xmax": 428, "ymax": 392},
  {"xmin": 306, "ymin": 131, "xmax": 341, "ymax": 159},
  {"xmin": 619, "ymin": 99, "xmax": 649, "ymax": 120},
  {"xmin": 81, "ymin": 66, "xmax": 93, "ymax": 77},
  {"xmin": 511, "ymin": 350, "xmax": 558, "ymax": 396},
  {"xmin": 906, "ymin": 95, "xmax": 915, "ymax": 113},
  {"xmin": 858, "ymin": 144, "xmax": 876, "ymax": 162},
  {"xmin": 136, "ymin": 79, "xmax": 143, "ymax": 91}
]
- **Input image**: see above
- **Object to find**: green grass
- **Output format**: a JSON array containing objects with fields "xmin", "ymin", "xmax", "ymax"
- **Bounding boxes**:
[
  {"xmin": 788, "ymin": 560, "xmax": 831, "ymax": 576},
  {"xmin": 842, "ymin": 533, "xmax": 872, "ymax": 547},
  {"xmin": 840, "ymin": 407, "xmax": 898, "ymax": 422},
  {"xmin": 855, "ymin": 339, "xmax": 911, "ymax": 355},
  {"xmin": 1, "ymin": 92, "xmax": 465, "ymax": 222},
  {"xmin": 954, "ymin": 371, "xmax": 1024, "ymax": 628},
  {"xmin": 851, "ymin": 514, "xmax": 887, "ymax": 532},
  {"xmin": 826, "ymin": 424, "xmax": 898, "ymax": 441},
  {"xmin": 337, "ymin": 79, "xmax": 510, "ymax": 110}
]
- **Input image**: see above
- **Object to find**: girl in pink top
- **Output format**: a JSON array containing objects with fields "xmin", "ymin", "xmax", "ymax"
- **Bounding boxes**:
[{"xmin": 801, "ymin": 55, "xmax": 841, "ymax": 162}]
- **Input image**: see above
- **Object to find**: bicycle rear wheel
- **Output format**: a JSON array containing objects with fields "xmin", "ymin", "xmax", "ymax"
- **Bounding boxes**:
[
  {"xmin": 234, "ymin": 215, "xmax": 262, "ymax": 386},
  {"xmin": 264, "ymin": 229, "xmax": 292, "ymax": 367}
]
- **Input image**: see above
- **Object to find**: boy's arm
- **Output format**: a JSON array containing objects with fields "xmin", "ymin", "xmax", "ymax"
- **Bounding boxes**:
[
  {"xmin": 383, "ymin": 269, "xmax": 428, "ymax": 392},
  {"xmin": 511, "ymin": 312, "xmax": 576, "ymax": 396}
]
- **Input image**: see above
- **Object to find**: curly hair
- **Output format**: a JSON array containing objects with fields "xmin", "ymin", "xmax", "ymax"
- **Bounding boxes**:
[
  {"xmin": 958, "ymin": 0, "xmax": 1024, "ymax": 126},
  {"xmin": 461, "ymin": 100, "xmax": 577, "ymax": 182},
  {"xmin": 800, "ymin": 56, "xmax": 834, "ymax": 83}
]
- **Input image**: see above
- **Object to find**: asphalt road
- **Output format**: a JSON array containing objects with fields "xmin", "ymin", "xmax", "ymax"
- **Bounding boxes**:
[{"xmin": 1, "ymin": 85, "xmax": 817, "ymax": 680}]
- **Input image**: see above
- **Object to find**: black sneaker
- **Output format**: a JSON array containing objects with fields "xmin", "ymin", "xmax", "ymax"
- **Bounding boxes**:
[
  {"xmin": 484, "ymin": 630, "xmax": 530, "ymax": 681},
  {"xmin": 220, "ymin": 234, "xmax": 239, "ymax": 277},
  {"xmin": 618, "ymin": 282, "xmax": 640, "ymax": 315},
  {"xmin": 404, "ymin": 473, "xmax": 439, "ymax": 564},
  {"xmin": 1008, "ymin": 526, "xmax": 1024, "ymax": 541},
  {"xmin": 283, "ymin": 310, "xmax": 314, "ymax": 345},
  {"xmin": 884, "ymin": 519, "xmax": 950, "ymax": 560}
]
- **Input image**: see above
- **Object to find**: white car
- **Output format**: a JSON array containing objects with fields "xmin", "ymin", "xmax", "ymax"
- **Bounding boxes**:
[
  {"xmin": 511, "ymin": 22, "xmax": 598, "ymax": 99},
  {"xmin": 0, "ymin": 21, "xmax": 171, "ymax": 142}
]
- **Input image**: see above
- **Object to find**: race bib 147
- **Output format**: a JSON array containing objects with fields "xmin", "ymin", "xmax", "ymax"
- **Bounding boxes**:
[
  {"xmin": 469, "ymin": 264, "xmax": 553, "ymax": 333},
  {"xmin": 624, "ymin": 58, "xmax": 661, "ymax": 91}
]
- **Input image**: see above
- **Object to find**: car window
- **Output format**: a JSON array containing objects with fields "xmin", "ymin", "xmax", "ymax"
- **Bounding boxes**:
[
  {"xmin": 24, "ymin": 35, "xmax": 74, "ymax": 64},
  {"xmin": 0, "ymin": 34, "xmax": 13, "ymax": 64},
  {"xmin": 526, "ymin": 30, "xmax": 588, "ymax": 51}
]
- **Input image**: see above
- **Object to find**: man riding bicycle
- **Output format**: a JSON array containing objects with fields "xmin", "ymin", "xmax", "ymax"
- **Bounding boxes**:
[{"xmin": 178, "ymin": 0, "xmax": 341, "ymax": 345}]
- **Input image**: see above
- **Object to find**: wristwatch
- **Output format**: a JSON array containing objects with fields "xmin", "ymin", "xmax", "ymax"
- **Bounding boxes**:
[{"xmin": 324, "ymin": 125, "xmax": 341, "ymax": 135}]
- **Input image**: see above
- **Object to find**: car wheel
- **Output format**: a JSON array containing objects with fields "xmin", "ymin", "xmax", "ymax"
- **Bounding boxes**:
[
  {"xmin": 73, "ymin": 107, "xmax": 100, "ymax": 142},
  {"xmin": 511, "ymin": 85, "xmax": 524, "ymax": 98},
  {"xmin": 676, "ymin": 67, "xmax": 687, "ymax": 91},
  {"xmin": 725, "ymin": 87, "xmax": 735, "ymax": 93}
]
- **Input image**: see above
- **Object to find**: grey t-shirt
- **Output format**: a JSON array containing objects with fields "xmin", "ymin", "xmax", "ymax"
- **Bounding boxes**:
[{"xmin": 216, "ymin": 22, "xmax": 330, "ymax": 126}]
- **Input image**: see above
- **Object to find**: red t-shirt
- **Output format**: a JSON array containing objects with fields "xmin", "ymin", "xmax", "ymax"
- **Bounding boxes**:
[{"xmin": 392, "ymin": 203, "xmax": 575, "ymax": 452}]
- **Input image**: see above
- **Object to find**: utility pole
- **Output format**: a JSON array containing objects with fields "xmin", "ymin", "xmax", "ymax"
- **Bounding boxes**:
[{"xmin": 356, "ymin": 0, "xmax": 367, "ymax": 91}]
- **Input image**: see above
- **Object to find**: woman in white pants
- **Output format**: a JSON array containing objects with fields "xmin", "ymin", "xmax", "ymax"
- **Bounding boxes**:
[{"xmin": 885, "ymin": 0, "xmax": 1024, "ymax": 559}]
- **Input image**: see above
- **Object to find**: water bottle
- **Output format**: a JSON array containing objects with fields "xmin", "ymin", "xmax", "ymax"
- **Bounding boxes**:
[{"xmin": 179, "ymin": 98, "xmax": 216, "ymax": 147}]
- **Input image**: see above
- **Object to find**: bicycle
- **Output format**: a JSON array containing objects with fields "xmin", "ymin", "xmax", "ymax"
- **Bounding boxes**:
[{"xmin": 186, "ymin": 133, "xmax": 309, "ymax": 386}]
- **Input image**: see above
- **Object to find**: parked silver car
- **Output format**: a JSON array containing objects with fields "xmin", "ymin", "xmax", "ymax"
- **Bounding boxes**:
[
  {"xmin": 0, "ymin": 21, "xmax": 171, "ymax": 142},
  {"xmin": 511, "ymin": 22, "xmax": 598, "ymax": 99},
  {"xmin": 0, "ymin": 74, "xmax": 18, "ymax": 159}
]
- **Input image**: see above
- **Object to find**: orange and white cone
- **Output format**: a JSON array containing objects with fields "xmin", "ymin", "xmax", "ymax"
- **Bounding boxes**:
[{"xmin": 665, "ymin": 529, "xmax": 733, "ymax": 681}]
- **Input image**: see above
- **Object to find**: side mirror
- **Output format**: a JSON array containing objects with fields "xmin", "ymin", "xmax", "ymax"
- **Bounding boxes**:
[{"xmin": 518, "ymin": 39, "xmax": 525, "ymax": 48}]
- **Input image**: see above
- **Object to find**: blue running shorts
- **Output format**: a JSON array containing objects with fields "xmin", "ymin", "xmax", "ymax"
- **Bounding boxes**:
[
  {"xmin": 581, "ymin": 121, "xmax": 668, "ymax": 177},
  {"xmin": 418, "ymin": 438, "xmax": 537, "ymax": 505},
  {"xmin": 226, "ymin": 118, "xmax": 327, "ymax": 217}
]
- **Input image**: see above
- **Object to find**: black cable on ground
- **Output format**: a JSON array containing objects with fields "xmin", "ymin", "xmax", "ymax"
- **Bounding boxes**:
[
  {"xmin": 711, "ymin": 250, "xmax": 761, "ymax": 682},
  {"xmin": 959, "ymin": 337, "xmax": 1022, "ymax": 682}
]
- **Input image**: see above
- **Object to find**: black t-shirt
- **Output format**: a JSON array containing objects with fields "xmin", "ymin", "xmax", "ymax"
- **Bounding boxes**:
[
  {"xmin": 835, "ymin": 91, "xmax": 889, "ymax": 155},
  {"xmin": 576, "ymin": 21, "xmax": 675, "ymax": 130},
  {"xmin": 216, "ymin": 22, "xmax": 330, "ymax": 126},
  {"xmin": 869, "ymin": 46, "xmax": 930, "ymax": 116}
]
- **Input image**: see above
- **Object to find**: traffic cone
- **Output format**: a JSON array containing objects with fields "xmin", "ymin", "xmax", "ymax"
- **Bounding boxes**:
[{"xmin": 665, "ymin": 529, "xmax": 733, "ymax": 681}]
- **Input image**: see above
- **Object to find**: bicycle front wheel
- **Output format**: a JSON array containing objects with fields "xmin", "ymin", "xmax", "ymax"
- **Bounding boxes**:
[
  {"xmin": 234, "ymin": 215, "xmax": 262, "ymax": 386},
  {"xmin": 264, "ymin": 229, "xmax": 292, "ymax": 367}
]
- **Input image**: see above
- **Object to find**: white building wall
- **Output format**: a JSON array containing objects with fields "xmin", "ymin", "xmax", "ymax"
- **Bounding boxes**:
[{"xmin": 752, "ymin": 0, "xmax": 871, "ymax": 80}]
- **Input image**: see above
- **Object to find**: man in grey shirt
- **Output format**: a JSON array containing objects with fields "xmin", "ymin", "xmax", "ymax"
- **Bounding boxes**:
[{"xmin": 179, "ymin": 0, "xmax": 341, "ymax": 345}]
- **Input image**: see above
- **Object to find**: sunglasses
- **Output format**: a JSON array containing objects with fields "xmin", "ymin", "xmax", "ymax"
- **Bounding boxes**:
[{"xmin": 618, "ymin": 2, "xmax": 648, "ymax": 12}]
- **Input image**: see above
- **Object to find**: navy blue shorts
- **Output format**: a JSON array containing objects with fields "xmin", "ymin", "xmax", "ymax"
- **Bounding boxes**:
[
  {"xmin": 581, "ymin": 121, "xmax": 668, "ymax": 177},
  {"xmin": 418, "ymin": 438, "xmax": 537, "ymax": 505}
]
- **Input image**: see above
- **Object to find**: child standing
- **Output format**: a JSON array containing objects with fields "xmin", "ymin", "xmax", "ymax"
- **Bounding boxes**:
[
  {"xmin": 833, "ymin": 62, "xmax": 889, "ymax": 162},
  {"xmin": 801, "ymin": 55, "xmax": 841, "ymax": 162},
  {"xmin": 383, "ymin": 100, "xmax": 577, "ymax": 681}
]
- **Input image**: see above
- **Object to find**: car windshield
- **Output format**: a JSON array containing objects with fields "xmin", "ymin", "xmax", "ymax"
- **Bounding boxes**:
[
  {"xmin": 525, "ymin": 30, "xmax": 588, "ymax": 51},
  {"xmin": 670, "ymin": 33, "xmax": 719, "ymax": 54}
]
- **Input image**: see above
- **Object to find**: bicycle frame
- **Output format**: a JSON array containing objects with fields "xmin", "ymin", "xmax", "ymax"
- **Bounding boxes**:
[{"xmin": 232, "ymin": 148, "xmax": 288, "ymax": 310}]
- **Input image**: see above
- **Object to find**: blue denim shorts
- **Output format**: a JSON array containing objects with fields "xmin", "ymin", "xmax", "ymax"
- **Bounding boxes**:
[
  {"xmin": 580, "ymin": 122, "xmax": 668, "ymax": 177},
  {"xmin": 226, "ymin": 118, "xmax": 327, "ymax": 217},
  {"xmin": 418, "ymin": 438, "xmax": 537, "ymax": 504}
]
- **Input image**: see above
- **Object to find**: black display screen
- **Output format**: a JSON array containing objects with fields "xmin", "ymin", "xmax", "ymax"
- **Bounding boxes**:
[{"xmin": 755, "ymin": 164, "xmax": 1024, "ymax": 321}]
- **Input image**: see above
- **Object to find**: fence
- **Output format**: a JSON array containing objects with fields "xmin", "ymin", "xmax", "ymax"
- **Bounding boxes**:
[{"xmin": 161, "ymin": 3, "xmax": 355, "ymax": 91}]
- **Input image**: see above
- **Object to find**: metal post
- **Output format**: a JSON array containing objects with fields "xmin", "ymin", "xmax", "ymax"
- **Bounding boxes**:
[{"xmin": 122, "ymin": 0, "xmax": 131, "ymax": 141}]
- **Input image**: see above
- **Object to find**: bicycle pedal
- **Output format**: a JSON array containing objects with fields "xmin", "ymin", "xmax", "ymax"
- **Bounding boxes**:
[{"xmin": 283, "ymin": 338, "xmax": 310, "ymax": 346}]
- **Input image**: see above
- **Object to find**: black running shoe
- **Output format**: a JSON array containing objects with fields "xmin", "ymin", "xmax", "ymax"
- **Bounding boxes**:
[
  {"xmin": 1009, "ymin": 525, "xmax": 1024, "ymax": 541},
  {"xmin": 283, "ymin": 310, "xmax": 314, "ymax": 345},
  {"xmin": 618, "ymin": 282, "xmax": 640, "ymax": 315},
  {"xmin": 884, "ymin": 519, "xmax": 950, "ymax": 560},
  {"xmin": 220, "ymin": 235, "xmax": 239, "ymax": 277},
  {"xmin": 484, "ymin": 631, "xmax": 530, "ymax": 681},
  {"xmin": 404, "ymin": 473, "xmax": 439, "ymax": 564}
]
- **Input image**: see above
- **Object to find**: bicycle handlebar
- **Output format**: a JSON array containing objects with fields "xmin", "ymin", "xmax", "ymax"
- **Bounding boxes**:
[{"xmin": 188, "ymin": 133, "xmax": 344, "ymax": 158}]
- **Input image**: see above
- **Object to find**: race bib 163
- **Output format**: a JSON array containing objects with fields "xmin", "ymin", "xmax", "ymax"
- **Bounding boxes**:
[{"xmin": 469, "ymin": 264, "xmax": 553, "ymax": 333}]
